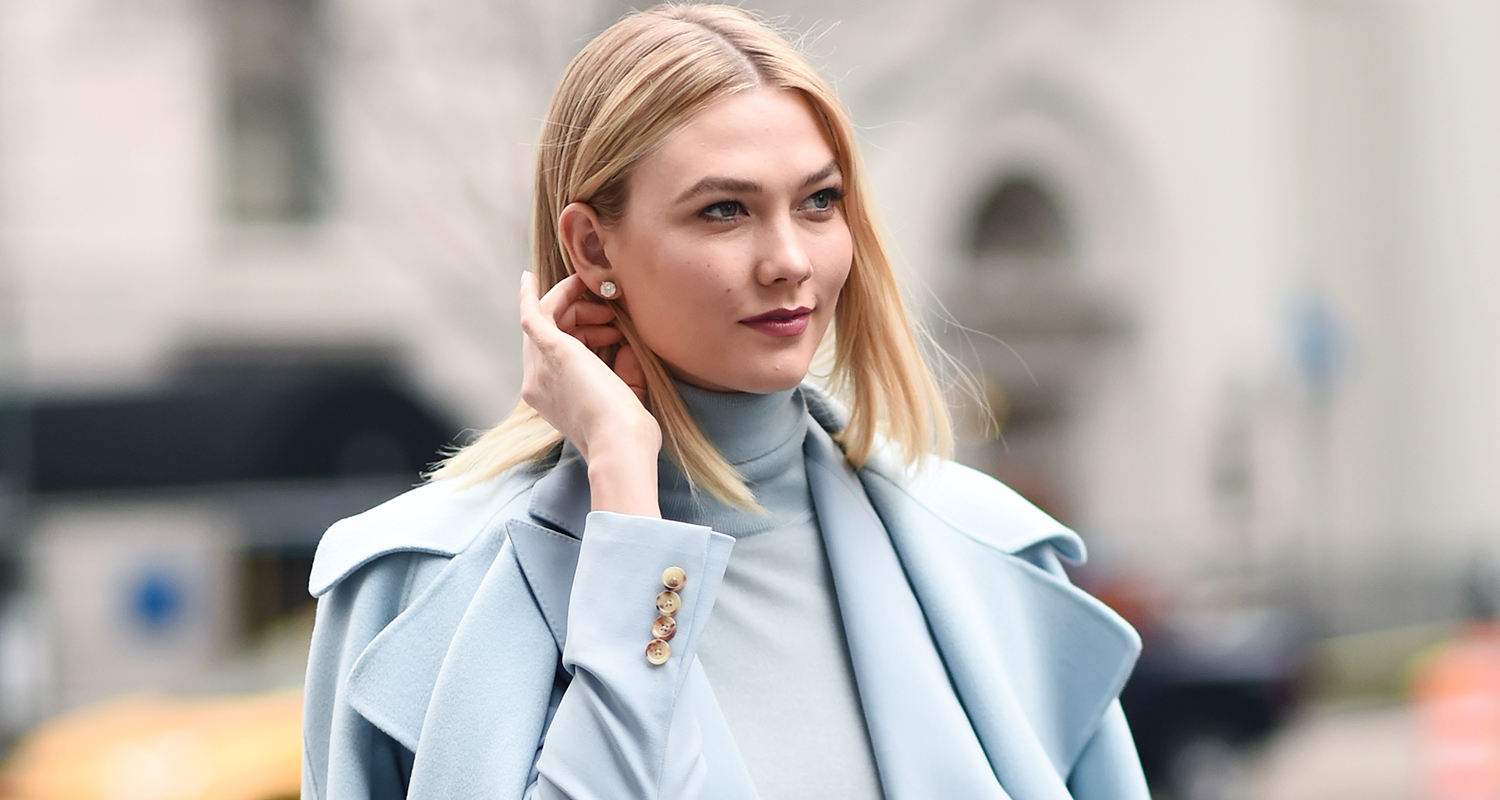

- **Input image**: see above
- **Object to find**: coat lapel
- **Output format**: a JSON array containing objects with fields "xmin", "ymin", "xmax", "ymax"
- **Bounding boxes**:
[
  {"xmin": 804, "ymin": 425, "xmax": 1140, "ymax": 793},
  {"xmin": 342, "ymin": 521, "xmax": 560, "ymax": 798},
  {"xmin": 339, "ymin": 454, "xmax": 591, "ymax": 798},
  {"xmin": 807, "ymin": 431, "xmax": 1014, "ymax": 800},
  {"xmin": 506, "ymin": 520, "xmax": 581, "ymax": 650}
]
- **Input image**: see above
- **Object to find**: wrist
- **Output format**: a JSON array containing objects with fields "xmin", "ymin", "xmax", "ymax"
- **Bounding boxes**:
[{"xmin": 582, "ymin": 417, "xmax": 662, "ymax": 518}]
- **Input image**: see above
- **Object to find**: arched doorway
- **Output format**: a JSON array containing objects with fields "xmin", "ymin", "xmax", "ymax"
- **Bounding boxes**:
[{"xmin": 950, "ymin": 174, "xmax": 1125, "ymax": 523}]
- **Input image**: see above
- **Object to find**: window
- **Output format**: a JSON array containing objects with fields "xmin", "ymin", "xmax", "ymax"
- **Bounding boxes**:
[
  {"xmin": 220, "ymin": 0, "xmax": 323, "ymax": 223},
  {"xmin": 971, "ymin": 177, "xmax": 1071, "ymax": 262}
]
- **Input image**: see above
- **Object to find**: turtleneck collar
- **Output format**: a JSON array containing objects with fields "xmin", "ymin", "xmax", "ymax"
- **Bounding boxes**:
[
  {"xmin": 657, "ymin": 381, "xmax": 812, "ymax": 537},
  {"xmin": 671, "ymin": 382, "xmax": 806, "ymax": 465}
]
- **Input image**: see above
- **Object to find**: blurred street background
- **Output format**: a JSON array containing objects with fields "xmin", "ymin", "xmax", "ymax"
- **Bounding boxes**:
[{"xmin": 1, "ymin": 0, "xmax": 1499, "ymax": 797}]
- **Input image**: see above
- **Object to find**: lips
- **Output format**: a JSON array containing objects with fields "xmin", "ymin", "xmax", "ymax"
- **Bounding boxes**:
[{"xmin": 740, "ymin": 306, "xmax": 812, "ymax": 338}]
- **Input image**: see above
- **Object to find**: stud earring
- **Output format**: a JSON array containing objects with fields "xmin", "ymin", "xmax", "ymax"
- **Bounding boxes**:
[{"xmin": 598, "ymin": 280, "xmax": 618, "ymax": 299}]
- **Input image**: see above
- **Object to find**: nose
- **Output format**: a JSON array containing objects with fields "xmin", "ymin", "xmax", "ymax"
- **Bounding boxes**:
[{"xmin": 754, "ymin": 215, "xmax": 813, "ymax": 286}]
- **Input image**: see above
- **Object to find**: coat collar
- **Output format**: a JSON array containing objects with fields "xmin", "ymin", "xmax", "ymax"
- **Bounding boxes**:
[{"xmin": 527, "ymin": 444, "xmax": 591, "ymax": 539}]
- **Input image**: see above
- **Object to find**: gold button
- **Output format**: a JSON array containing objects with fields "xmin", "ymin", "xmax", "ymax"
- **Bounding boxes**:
[
  {"xmin": 661, "ymin": 566, "xmax": 687, "ymax": 591},
  {"xmin": 652, "ymin": 615, "xmax": 677, "ymax": 641},
  {"xmin": 655, "ymin": 590, "xmax": 681, "ymax": 617},
  {"xmin": 645, "ymin": 638, "xmax": 671, "ymax": 665}
]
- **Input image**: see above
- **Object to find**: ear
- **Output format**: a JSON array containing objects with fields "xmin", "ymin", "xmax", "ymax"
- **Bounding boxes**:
[{"xmin": 557, "ymin": 202, "xmax": 617, "ymax": 297}]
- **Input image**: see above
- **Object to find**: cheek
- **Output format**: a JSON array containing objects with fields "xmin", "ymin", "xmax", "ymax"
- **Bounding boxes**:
[
  {"xmin": 622, "ymin": 248, "xmax": 735, "ymax": 358},
  {"xmin": 629, "ymin": 236, "xmax": 734, "ymax": 298},
  {"xmin": 814, "ymin": 227, "xmax": 854, "ymax": 298}
]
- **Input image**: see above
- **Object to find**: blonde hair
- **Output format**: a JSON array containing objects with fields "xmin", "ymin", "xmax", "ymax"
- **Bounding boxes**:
[{"xmin": 433, "ymin": 3, "xmax": 951, "ymax": 507}]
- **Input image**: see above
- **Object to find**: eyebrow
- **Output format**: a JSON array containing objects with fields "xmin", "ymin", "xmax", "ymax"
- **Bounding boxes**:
[{"xmin": 674, "ymin": 159, "xmax": 842, "ymax": 204}]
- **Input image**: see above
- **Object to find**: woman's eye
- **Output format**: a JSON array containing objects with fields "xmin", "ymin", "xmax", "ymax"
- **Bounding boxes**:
[
  {"xmin": 803, "ymin": 188, "xmax": 845, "ymax": 211},
  {"xmin": 701, "ymin": 200, "xmax": 743, "ymax": 220}
]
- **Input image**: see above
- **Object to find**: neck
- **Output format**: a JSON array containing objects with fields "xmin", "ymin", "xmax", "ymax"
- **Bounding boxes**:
[{"xmin": 658, "ymin": 382, "xmax": 812, "ymax": 537}]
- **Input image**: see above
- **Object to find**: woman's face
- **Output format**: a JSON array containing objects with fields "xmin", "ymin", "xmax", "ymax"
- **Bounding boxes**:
[{"xmin": 600, "ymin": 87, "xmax": 853, "ymax": 394}]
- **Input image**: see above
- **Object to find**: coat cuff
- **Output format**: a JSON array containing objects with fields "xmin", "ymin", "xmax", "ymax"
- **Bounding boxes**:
[
  {"xmin": 562, "ymin": 511, "xmax": 734, "ymax": 687},
  {"xmin": 538, "ymin": 512, "xmax": 733, "ymax": 799}
]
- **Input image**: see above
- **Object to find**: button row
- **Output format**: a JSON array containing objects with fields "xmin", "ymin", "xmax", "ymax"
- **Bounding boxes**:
[{"xmin": 646, "ymin": 566, "xmax": 686, "ymax": 665}]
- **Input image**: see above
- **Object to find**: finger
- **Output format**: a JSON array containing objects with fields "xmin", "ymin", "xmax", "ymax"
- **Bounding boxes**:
[
  {"xmin": 572, "ymin": 324, "xmax": 624, "ymax": 349},
  {"xmin": 518, "ymin": 270, "xmax": 540, "ymax": 320},
  {"xmin": 518, "ymin": 271, "xmax": 549, "ymax": 340},
  {"xmin": 556, "ymin": 295, "xmax": 617, "ymax": 332},
  {"xmin": 614, "ymin": 342, "xmax": 648, "ymax": 405},
  {"xmin": 570, "ymin": 300, "xmax": 618, "ymax": 327},
  {"xmin": 538, "ymin": 273, "xmax": 591, "ymax": 322},
  {"xmin": 521, "ymin": 271, "xmax": 590, "ymax": 352}
]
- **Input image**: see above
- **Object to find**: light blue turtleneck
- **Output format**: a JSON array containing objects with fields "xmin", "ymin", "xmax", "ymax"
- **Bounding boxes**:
[{"xmin": 659, "ymin": 383, "xmax": 884, "ymax": 800}]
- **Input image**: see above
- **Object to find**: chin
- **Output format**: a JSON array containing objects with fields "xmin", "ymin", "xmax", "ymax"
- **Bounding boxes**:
[
  {"xmin": 672, "ymin": 364, "xmax": 811, "ymax": 395},
  {"xmin": 736, "ymin": 373, "xmax": 807, "ymax": 394}
]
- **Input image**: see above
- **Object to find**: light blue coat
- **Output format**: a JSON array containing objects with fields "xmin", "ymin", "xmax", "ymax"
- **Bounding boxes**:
[{"xmin": 301, "ymin": 397, "xmax": 1149, "ymax": 799}]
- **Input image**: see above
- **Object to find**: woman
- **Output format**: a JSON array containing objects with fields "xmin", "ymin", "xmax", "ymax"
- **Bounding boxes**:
[{"xmin": 302, "ymin": 5, "xmax": 1148, "ymax": 799}]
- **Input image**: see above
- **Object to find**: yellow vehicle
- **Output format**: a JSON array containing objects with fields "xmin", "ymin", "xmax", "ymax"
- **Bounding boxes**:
[{"xmin": 0, "ymin": 687, "xmax": 301, "ymax": 800}]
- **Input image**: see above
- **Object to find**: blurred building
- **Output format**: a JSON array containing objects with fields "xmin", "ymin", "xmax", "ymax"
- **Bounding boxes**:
[
  {"xmin": 0, "ymin": 0, "xmax": 1497, "ymax": 738},
  {"xmin": 0, "ymin": 0, "xmax": 607, "ymax": 733},
  {"xmin": 772, "ymin": 0, "xmax": 1500, "ymax": 641}
]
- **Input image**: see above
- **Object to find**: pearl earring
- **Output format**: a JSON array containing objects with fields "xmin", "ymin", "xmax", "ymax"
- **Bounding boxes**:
[{"xmin": 598, "ymin": 280, "xmax": 618, "ymax": 299}]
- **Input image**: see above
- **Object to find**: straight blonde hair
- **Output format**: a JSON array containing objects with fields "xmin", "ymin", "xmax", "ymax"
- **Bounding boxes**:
[{"xmin": 433, "ymin": 4, "xmax": 952, "ymax": 507}]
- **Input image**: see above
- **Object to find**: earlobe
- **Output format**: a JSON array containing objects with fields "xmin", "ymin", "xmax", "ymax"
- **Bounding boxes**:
[{"xmin": 558, "ymin": 202, "xmax": 616, "ymax": 296}]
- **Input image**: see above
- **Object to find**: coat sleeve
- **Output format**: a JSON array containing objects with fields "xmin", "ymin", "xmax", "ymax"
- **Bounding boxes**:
[
  {"xmin": 301, "ymin": 552, "xmax": 443, "ymax": 800},
  {"xmin": 526, "ymin": 511, "xmax": 735, "ymax": 800}
]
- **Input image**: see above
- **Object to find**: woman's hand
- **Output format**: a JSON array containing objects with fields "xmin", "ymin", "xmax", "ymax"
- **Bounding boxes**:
[{"xmin": 519, "ymin": 271, "xmax": 662, "ymax": 518}]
